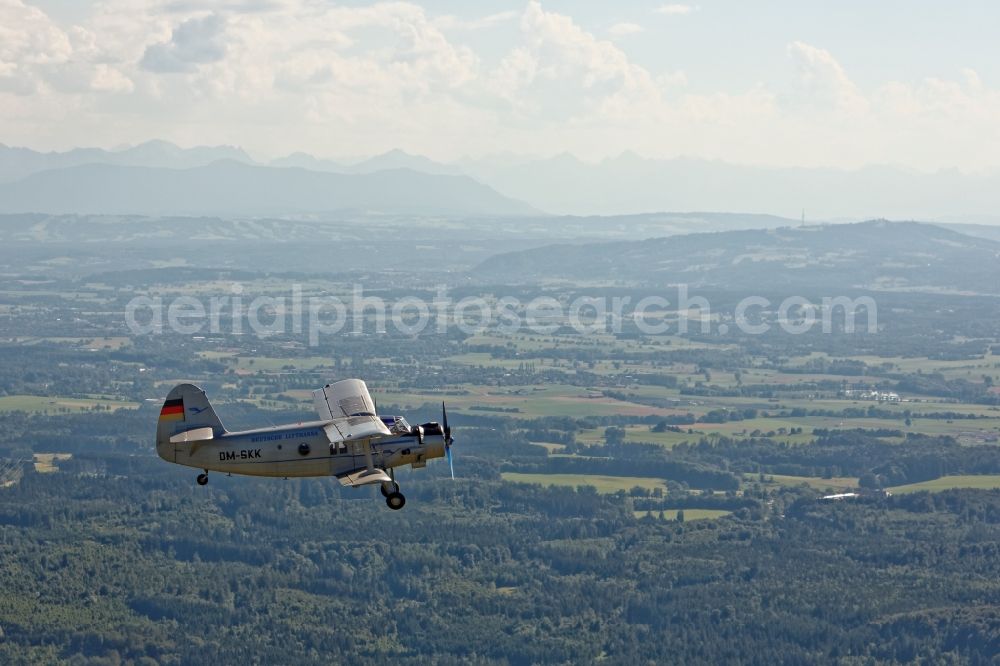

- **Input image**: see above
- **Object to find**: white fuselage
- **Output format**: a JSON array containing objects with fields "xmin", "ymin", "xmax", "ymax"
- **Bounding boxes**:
[{"xmin": 155, "ymin": 420, "xmax": 445, "ymax": 478}]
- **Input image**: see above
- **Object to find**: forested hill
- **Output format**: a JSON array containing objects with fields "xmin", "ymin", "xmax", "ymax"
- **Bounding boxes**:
[{"xmin": 474, "ymin": 220, "xmax": 1000, "ymax": 293}]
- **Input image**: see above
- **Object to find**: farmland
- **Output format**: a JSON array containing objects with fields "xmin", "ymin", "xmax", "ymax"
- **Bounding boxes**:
[
  {"xmin": 889, "ymin": 474, "xmax": 1000, "ymax": 494},
  {"xmin": 1, "ymin": 218, "xmax": 1000, "ymax": 663},
  {"xmin": 502, "ymin": 472, "xmax": 668, "ymax": 494}
]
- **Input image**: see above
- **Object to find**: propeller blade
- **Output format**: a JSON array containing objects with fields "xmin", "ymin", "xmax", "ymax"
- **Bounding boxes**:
[
  {"xmin": 442, "ymin": 401, "xmax": 453, "ymax": 445},
  {"xmin": 442, "ymin": 402, "xmax": 454, "ymax": 479}
]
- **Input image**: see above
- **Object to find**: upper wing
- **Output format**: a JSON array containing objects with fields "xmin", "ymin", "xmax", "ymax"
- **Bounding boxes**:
[
  {"xmin": 313, "ymin": 379, "xmax": 379, "ymax": 420},
  {"xmin": 313, "ymin": 379, "xmax": 391, "ymax": 442}
]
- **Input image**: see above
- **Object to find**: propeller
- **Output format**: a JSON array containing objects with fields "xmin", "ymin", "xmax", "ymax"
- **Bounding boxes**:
[{"xmin": 442, "ymin": 402, "xmax": 455, "ymax": 480}]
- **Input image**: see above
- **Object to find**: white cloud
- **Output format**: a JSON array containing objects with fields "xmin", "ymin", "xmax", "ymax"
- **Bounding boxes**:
[
  {"xmin": 608, "ymin": 22, "xmax": 643, "ymax": 37},
  {"xmin": 141, "ymin": 14, "xmax": 228, "ymax": 73},
  {"xmin": 787, "ymin": 40, "xmax": 868, "ymax": 115},
  {"xmin": 434, "ymin": 10, "xmax": 518, "ymax": 31},
  {"xmin": 0, "ymin": 0, "xmax": 133, "ymax": 96},
  {"xmin": 0, "ymin": 1, "xmax": 999, "ymax": 171},
  {"xmin": 503, "ymin": 1, "xmax": 662, "ymax": 119},
  {"xmin": 654, "ymin": 4, "xmax": 695, "ymax": 16}
]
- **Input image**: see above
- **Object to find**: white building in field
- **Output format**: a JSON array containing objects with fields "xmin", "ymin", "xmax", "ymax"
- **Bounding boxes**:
[{"xmin": 842, "ymin": 388, "xmax": 901, "ymax": 403}]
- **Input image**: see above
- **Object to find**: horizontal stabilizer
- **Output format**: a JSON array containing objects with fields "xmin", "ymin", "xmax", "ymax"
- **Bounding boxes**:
[
  {"xmin": 169, "ymin": 427, "xmax": 215, "ymax": 444},
  {"xmin": 338, "ymin": 468, "xmax": 392, "ymax": 487}
]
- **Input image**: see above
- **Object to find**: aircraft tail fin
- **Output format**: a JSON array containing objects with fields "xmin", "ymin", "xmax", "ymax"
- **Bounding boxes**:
[{"xmin": 156, "ymin": 384, "xmax": 227, "ymax": 450}]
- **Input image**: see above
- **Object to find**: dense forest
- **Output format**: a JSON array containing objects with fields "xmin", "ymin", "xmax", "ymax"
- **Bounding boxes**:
[
  {"xmin": 2, "ymin": 460, "xmax": 1000, "ymax": 664},
  {"xmin": 3, "ymin": 406, "xmax": 1000, "ymax": 664}
]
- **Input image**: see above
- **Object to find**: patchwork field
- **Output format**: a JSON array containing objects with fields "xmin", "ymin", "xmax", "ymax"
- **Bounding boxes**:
[
  {"xmin": 0, "ymin": 395, "xmax": 138, "ymax": 414},
  {"xmin": 888, "ymin": 475, "xmax": 1000, "ymax": 494},
  {"xmin": 376, "ymin": 384, "xmax": 673, "ymax": 418},
  {"xmin": 633, "ymin": 509, "xmax": 732, "ymax": 521},
  {"xmin": 750, "ymin": 474, "xmax": 859, "ymax": 492},
  {"xmin": 501, "ymin": 472, "xmax": 668, "ymax": 494},
  {"xmin": 32, "ymin": 453, "xmax": 73, "ymax": 473}
]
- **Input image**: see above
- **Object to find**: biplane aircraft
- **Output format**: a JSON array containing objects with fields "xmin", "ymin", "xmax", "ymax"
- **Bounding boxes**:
[{"xmin": 155, "ymin": 379, "xmax": 454, "ymax": 509}]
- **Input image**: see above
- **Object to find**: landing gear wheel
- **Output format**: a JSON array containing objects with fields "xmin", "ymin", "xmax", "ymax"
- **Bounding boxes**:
[
  {"xmin": 380, "ymin": 481, "xmax": 400, "ymax": 497},
  {"xmin": 196, "ymin": 473, "xmax": 208, "ymax": 486},
  {"xmin": 385, "ymin": 492, "xmax": 406, "ymax": 510}
]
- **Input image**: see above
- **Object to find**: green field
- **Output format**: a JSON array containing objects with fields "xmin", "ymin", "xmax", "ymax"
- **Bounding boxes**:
[
  {"xmin": 502, "ymin": 472, "xmax": 667, "ymax": 494},
  {"xmin": 578, "ymin": 421, "xmax": 815, "ymax": 448},
  {"xmin": 633, "ymin": 509, "xmax": 732, "ymax": 521},
  {"xmin": 33, "ymin": 453, "xmax": 73, "ymax": 473},
  {"xmin": 377, "ymin": 384, "xmax": 671, "ymax": 418},
  {"xmin": 529, "ymin": 442, "xmax": 567, "ymax": 454},
  {"xmin": 888, "ymin": 475, "xmax": 1000, "ymax": 494},
  {"xmin": 751, "ymin": 474, "xmax": 859, "ymax": 492},
  {"xmin": 577, "ymin": 425, "xmax": 694, "ymax": 448},
  {"xmin": 9, "ymin": 336, "xmax": 131, "ymax": 350},
  {"xmin": 0, "ymin": 395, "xmax": 138, "ymax": 414},
  {"xmin": 197, "ymin": 352, "xmax": 336, "ymax": 373}
]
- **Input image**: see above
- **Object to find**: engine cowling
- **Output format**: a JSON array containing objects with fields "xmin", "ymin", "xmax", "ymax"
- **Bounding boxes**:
[{"xmin": 420, "ymin": 422, "xmax": 443, "ymax": 436}]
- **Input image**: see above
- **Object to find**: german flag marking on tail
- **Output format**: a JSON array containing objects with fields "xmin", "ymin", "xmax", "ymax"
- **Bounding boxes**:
[{"xmin": 159, "ymin": 398, "xmax": 185, "ymax": 422}]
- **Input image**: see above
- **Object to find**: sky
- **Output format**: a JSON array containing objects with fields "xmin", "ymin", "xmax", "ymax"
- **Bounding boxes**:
[{"xmin": 3, "ymin": 0, "xmax": 1000, "ymax": 170}]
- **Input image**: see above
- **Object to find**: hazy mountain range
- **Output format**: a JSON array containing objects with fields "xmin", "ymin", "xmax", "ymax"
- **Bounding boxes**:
[
  {"xmin": 0, "ymin": 160, "xmax": 534, "ymax": 217},
  {"xmin": 474, "ymin": 220, "xmax": 1000, "ymax": 294},
  {"xmin": 463, "ymin": 153, "xmax": 1000, "ymax": 221},
  {"xmin": 264, "ymin": 148, "xmax": 1000, "ymax": 220},
  {"xmin": 270, "ymin": 148, "xmax": 463, "ymax": 177},
  {"xmin": 0, "ymin": 140, "xmax": 252, "ymax": 182},
  {"xmin": 2, "ymin": 140, "xmax": 1000, "ymax": 220}
]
